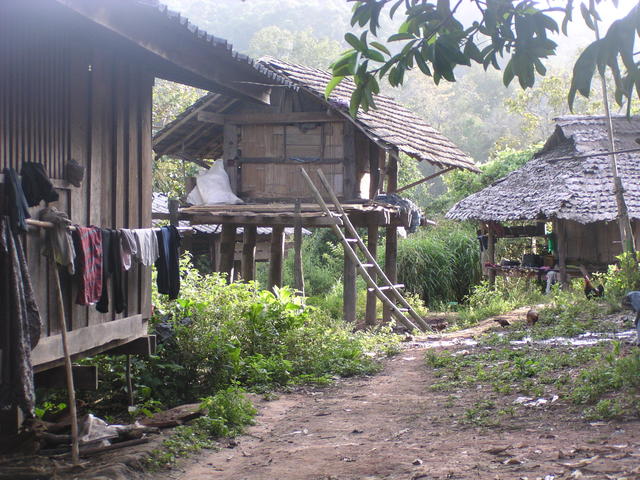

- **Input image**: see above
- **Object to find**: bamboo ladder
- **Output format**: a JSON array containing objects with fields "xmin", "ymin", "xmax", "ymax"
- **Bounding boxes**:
[{"xmin": 300, "ymin": 167, "xmax": 431, "ymax": 332}]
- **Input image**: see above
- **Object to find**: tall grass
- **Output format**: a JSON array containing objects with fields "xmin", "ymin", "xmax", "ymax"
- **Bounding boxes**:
[{"xmin": 396, "ymin": 222, "xmax": 481, "ymax": 308}]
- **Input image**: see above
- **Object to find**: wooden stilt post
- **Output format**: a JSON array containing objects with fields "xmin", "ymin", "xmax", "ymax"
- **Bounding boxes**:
[
  {"xmin": 343, "ymin": 242, "xmax": 357, "ymax": 324},
  {"xmin": 233, "ymin": 260, "xmax": 242, "ymax": 282},
  {"xmin": 241, "ymin": 226, "xmax": 257, "ymax": 282},
  {"xmin": 293, "ymin": 200, "xmax": 305, "ymax": 295},
  {"xmin": 268, "ymin": 226, "xmax": 285, "ymax": 291},
  {"xmin": 209, "ymin": 241, "xmax": 218, "ymax": 272},
  {"xmin": 365, "ymin": 219, "xmax": 378, "ymax": 326},
  {"xmin": 219, "ymin": 224, "xmax": 236, "ymax": 284},
  {"xmin": 487, "ymin": 224, "xmax": 496, "ymax": 287},
  {"xmin": 555, "ymin": 219, "xmax": 568, "ymax": 288},
  {"xmin": 383, "ymin": 150, "xmax": 398, "ymax": 324}
]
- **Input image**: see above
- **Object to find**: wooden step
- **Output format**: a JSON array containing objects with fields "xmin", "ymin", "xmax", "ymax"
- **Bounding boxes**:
[{"xmin": 368, "ymin": 284, "xmax": 404, "ymax": 292}]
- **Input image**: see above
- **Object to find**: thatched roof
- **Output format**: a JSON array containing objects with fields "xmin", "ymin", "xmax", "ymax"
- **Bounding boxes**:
[
  {"xmin": 154, "ymin": 58, "xmax": 478, "ymax": 173},
  {"xmin": 446, "ymin": 115, "xmax": 640, "ymax": 224}
]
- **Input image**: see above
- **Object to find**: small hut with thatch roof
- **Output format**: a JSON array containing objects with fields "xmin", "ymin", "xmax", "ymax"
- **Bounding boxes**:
[{"xmin": 447, "ymin": 115, "xmax": 640, "ymax": 284}]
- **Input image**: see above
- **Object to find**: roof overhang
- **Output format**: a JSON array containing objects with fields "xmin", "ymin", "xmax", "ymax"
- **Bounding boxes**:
[{"xmin": 54, "ymin": 0, "xmax": 279, "ymax": 103}]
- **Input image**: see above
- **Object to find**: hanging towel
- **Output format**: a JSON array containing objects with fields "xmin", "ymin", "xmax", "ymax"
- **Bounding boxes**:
[
  {"xmin": 155, "ymin": 226, "xmax": 181, "ymax": 299},
  {"xmin": 73, "ymin": 226, "xmax": 103, "ymax": 305},
  {"xmin": 0, "ymin": 216, "xmax": 42, "ymax": 417},
  {"xmin": 3, "ymin": 167, "xmax": 31, "ymax": 232},
  {"xmin": 119, "ymin": 228, "xmax": 137, "ymax": 271},
  {"xmin": 133, "ymin": 228, "xmax": 159, "ymax": 266},
  {"xmin": 40, "ymin": 207, "xmax": 75, "ymax": 274},
  {"xmin": 21, "ymin": 162, "xmax": 59, "ymax": 207}
]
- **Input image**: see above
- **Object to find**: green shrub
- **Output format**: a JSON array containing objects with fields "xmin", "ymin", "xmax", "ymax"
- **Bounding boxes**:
[
  {"xmin": 396, "ymin": 221, "xmax": 481, "ymax": 308},
  {"xmin": 76, "ymin": 255, "xmax": 401, "ymax": 412}
]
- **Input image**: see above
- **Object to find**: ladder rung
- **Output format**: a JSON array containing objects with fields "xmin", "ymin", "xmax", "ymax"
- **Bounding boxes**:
[
  {"xmin": 361, "ymin": 263, "xmax": 374, "ymax": 268},
  {"xmin": 344, "ymin": 238, "xmax": 358, "ymax": 243},
  {"xmin": 395, "ymin": 308, "xmax": 409, "ymax": 312},
  {"xmin": 368, "ymin": 284, "xmax": 404, "ymax": 292}
]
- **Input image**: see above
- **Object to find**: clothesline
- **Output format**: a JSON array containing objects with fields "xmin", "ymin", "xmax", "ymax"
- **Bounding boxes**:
[{"xmin": 25, "ymin": 218, "xmax": 193, "ymax": 233}]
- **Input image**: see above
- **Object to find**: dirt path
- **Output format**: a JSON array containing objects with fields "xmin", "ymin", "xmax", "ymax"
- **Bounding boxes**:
[{"xmin": 160, "ymin": 346, "xmax": 640, "ymax": 480}]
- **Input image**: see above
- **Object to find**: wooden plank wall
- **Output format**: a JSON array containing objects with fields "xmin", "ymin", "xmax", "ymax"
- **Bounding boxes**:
[
  {"xmin": 564, "ymin": 220, "xmax": 623, "ymax": 265},
  {"xmin": 0, "ymin": 5, "xmax": 153, "ymax": 344},
  {"xmin": 238, "ymin": 121, "xmax": 345, "ymax": 200}
]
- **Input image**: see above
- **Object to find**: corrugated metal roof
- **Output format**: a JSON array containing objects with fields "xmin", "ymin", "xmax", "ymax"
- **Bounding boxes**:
[{"xmin": 446, "ymin": 115, "xmax": 640, "ymax": 224}]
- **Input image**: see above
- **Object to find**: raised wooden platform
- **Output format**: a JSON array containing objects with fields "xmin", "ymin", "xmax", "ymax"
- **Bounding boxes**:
[{"xmin": 180, "ymin": 201, "xmax": 410, "ymax": 228}]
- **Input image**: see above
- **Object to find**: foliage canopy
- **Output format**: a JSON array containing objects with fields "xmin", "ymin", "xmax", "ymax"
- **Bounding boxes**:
[{"xmin": 329, "ymin": 1, "xmax": 640, "ymax": 116}]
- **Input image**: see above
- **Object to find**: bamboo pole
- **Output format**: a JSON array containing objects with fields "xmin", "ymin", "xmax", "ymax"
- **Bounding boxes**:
[
  {"xmin": 594, "ymin": 19, "xmax": 636, "ymax": 254},
  {"xmin": 49, "ymin": 256, "xmax": 79, "ymax": 464}
]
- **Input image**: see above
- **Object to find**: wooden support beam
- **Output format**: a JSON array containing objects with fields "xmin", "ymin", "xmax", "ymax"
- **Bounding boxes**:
[
  {"xmin": 487, "ymin": 224, "xmax": 496, "ymax": 288},
  {"xmin": 153, "ymin": 95, "xmax": 218, "ymax": 146},
  {"xmin": 293, "ymin": 201, "xmax": 305, "ymax": 295},
  {"xmin": 268, "ymin": 226, "xmax": 285, "ymax": 291},
  {"xmin": 383, "ymin": 227, "xmax": 398, "ymax": 324},
  {"xmin": 365, "ymin": 221, "xmax": 379, "ymax": 326},
  {"xmin": 223, "ymin": 123, "xmax": 239, "ymax": 193},
  {"xmin": 343, "ymin": 245, "xmax": 357, "ymax": 324},
  {"xmin": 106, "ymin": 335, "xmax": 157, "ymax": 357},
  {"xmin": 168, "ymin": 198, "xmax": 180, "ymax": 227},
  {"xmin": 35, "ymin": 365, "xmax": 98, "ymax": 391},
  {"xmin": 197, "ymin": 110, "xmax": 341, "ymax": 125},
  {"xmin": 369, "ymin": 143, "xmax": 381, "ymax": 199},
  {"xmin": 343, "ymin": 122, "xmax": 357, "ymax": 200},
  {"xmin": 396, "ymin": 167, "xmax": 455, "ymax": 194},
  {"xmin": 241, "ymin": 226, "xmax": 257, "ymax": 282},
  {"xmin": 219, "ymin": 224, "xmax": 237, "ymax": 283},
  {"xmin": 555, "ymin": 219, "xmax": 568, "ymax": 288},
  {"xmin": 383, "ymin": 152, "xmax": 399, "ymax": 323}
]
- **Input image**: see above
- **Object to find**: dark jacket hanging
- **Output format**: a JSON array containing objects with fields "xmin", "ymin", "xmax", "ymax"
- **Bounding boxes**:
[
  {"xmin": 0, "ymin": 216, "xmax": 42, "ymax": 417},
  {"xmin": 3, "ymin": 168, "xmax": 31, "ymax": 232},
  {"xmin": 97, "ymin": 229, "xmax": 126, "ymax": 314},
  {"xmin": 20, "ymin": 162, "xmax": 59, "ymax": 207},
  {"xmin": 155, "ymin": 226, "xmax": 181, "ymax": 300}
]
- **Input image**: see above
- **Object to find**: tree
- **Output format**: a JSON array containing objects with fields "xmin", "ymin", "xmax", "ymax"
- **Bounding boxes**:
[
  {"xmin": 247, "ymin": 26, "xmax": 342, "ymax": 69},
  {"xmin": 328, "ymin": 1, "xmax": 640, "ymax": 116}
]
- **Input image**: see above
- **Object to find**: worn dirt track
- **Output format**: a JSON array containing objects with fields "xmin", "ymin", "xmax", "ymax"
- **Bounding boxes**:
[{"xmin": 160, "ymin": 347, "xmax": 640, "ymax": 480}]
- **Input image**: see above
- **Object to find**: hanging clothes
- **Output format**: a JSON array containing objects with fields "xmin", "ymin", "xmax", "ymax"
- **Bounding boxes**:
[
  {"xmin": 97, "ymin": 230, "xmax": 126, "ymax": 314},
  {"xmin": 119, "ymin": 228, "xmax": 137, "ymax": 272},
  {"xmin": 40, "ymin": 207, "xmax": 76, "ymax": 274},
  {"xmin": 3, "ymin": 167, "xmax": 31, "ymax": 232},
  {"xmin": 133, "ymin": 229, "xmax": 159, "ymax": 267},
  {"xmin": 155, "ymin": 226, "xmax": 181, "ymax": 300},
  {"xmin": 0, "ymin": 216, "xmax": 42, "ymax": 417},
  {"xmin": 21, "ymin": 162, "xmax": 59, "ymax": 207},
  {"xmin": 73, "ymin": 226, "xmax": 103, "ymax": 305}
]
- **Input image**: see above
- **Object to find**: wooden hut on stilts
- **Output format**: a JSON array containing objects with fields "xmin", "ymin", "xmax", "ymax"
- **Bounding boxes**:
[{"xmin": 153, "ymin": 58, "xmax": 478, "ymax": 326}]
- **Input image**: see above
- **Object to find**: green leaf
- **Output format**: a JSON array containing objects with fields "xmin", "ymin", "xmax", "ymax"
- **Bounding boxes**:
[
  {"xmin": 388, "ymin": 32, "xmax": 415, "ymax": 42},
  {"xmin": 325, "ymin": 76, "xmax": 344, "ymax": 99},
  {"xmin": 503, "ymin": 59, "xmax": 515, "ymax": 86},
  {"xmin": 363, "ymin": 49, "xmax": 386, "ymax": 62},
  {"xmin": 414, "ymin": 51, "xmax": 432, "ymax": 75},
  {"xmin": 370, "ymin": 41, "xmax": 391, "ymax": 56},
  {"xmin": 568, "ymin": 41, "xmax": 599, "ymax": 109},
  {"xmin": 463, "ymin": 40, "xmax": 483, "ymax": 63},
  {"xmin": 580, "ymin": 3, "xmax": 595, "ymax": 31},
  {"xmin": 345, "ymin": 33, "xmax": 366, "ymax": 52},
  {"xmin": 350, "ymin": 86, "xmax": 363, "ymax": 116},
  {"xmin": 562, "ymin": 0, "xmax": 574, "ymax": 35}
]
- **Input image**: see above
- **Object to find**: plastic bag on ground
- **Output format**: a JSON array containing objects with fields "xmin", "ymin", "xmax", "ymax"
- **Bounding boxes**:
[{"xmin": 187, "ymin": 161, "xmax": 243, "ymax": 205}]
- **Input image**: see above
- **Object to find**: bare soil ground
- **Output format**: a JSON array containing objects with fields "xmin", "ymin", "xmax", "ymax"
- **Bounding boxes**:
[{"xmin": 157, "ymin": 342, "xmax": 640, "ymax": 480}]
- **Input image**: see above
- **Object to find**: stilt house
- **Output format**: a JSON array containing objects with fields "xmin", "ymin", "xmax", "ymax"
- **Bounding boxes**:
[
  {"xmin": 153, "ymin": 58, "xmax": 478, "ymax": 324},
  {"xmin": 0, "ymin": 0, "xmax": 289, "ymax": 431},
  {"xmin": 447, "ymin": 115, "xmax": 640, "ymax": 284}
]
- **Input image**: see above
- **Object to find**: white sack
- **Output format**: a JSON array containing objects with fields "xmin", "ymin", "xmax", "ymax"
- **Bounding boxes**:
[{"xmin": 186, "ymin": 161, "xmax": 243, "ymax": 205}]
